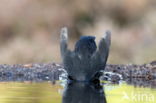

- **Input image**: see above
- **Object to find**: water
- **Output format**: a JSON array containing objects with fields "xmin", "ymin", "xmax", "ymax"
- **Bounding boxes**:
[
  {"xmin": 0, "ymin": 82, "xmax": 62, "ymax": 103},
  {"xmin": 0, "ymin": 81, "xmax": 155, "ymax": 103}
]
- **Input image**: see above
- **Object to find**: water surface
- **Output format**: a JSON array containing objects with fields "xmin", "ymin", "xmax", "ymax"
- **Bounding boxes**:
[{"xmin": 0, "ymin": 81, "xmax": 155, "ymax": 103}]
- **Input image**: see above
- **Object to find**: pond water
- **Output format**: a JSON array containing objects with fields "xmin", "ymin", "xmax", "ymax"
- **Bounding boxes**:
[{"xmin": 0, "ymin": 81, "xmax": 155, "ymax": 103}]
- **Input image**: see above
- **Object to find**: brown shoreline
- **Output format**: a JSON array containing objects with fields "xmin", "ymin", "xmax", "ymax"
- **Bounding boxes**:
[{"xmin": 0, "ymin": 61, "xmax": 155, "ymax": 82}]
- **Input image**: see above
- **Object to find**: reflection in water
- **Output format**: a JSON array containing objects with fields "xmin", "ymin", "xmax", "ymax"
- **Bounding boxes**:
[
  {"xmin": 0, "ymin": 82, "xmax": 155, "ymax": 103},
  {"xmin": 62, "ymin": 82, "xmax": 107, "ymax": 103}
]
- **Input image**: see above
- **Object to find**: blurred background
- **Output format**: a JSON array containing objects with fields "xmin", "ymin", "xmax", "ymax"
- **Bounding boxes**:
[{"xmin": 0, "ymin": 0, "xmax": 156, "ymax": 64}]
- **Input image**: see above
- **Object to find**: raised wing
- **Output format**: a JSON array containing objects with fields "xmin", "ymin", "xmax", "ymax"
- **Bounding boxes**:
[
  {"xmin": 91, "ymin": 30, "xmax": 111, "ymax": 73},
  {"xmin": 60, "ymin": 27, "xmax": 69, "ymax": 58},
  {"xmin": 98, "ymin": 30, "xmax": 111, "ymax": 63}
]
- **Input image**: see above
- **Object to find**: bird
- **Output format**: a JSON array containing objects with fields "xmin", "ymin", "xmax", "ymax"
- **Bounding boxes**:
[
  {"xmin": 74, "ymin": 36, "xmax": 97, "ymax": 58},
  {"xmin": 60, "ymin": 27, "xmax": 111, "ymax": 82}
]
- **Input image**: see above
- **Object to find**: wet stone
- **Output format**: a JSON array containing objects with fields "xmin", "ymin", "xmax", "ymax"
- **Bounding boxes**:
[{"xmin": 150, "ymin": 61, "xmax": 156, "ymax": 66}]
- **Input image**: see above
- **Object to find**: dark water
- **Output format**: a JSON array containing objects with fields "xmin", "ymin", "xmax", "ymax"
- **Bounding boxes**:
[{"xmin": 0, "ymin": 81, "xmax": 155, "ymax": 103}]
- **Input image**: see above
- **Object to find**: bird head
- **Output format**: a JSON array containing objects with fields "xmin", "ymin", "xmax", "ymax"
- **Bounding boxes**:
[{"xmin": 74, "ymin": 36, "xmax": 97, "ymax": 57}]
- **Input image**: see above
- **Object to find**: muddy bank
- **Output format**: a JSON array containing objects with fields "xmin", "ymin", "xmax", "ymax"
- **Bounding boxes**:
[
  {"xmin": 0, "ymin": 61, "xmax": 156, "ymax": 82},
  {"xmin": 105, "ymin": 61, "xmax": 156, "ymax": 80},
  {"xmin": 0, "ymin": 63, "xmax": 63, "ymax": 82}
]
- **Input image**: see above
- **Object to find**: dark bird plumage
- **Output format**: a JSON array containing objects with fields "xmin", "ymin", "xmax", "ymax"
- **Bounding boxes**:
[
  {"xmin": 74, "ymin": 36, "xmax": 97, "ymax": 57},
  {"xmin": 60, "ymin": 27, "xmax": 111, "ymax": 82}
]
